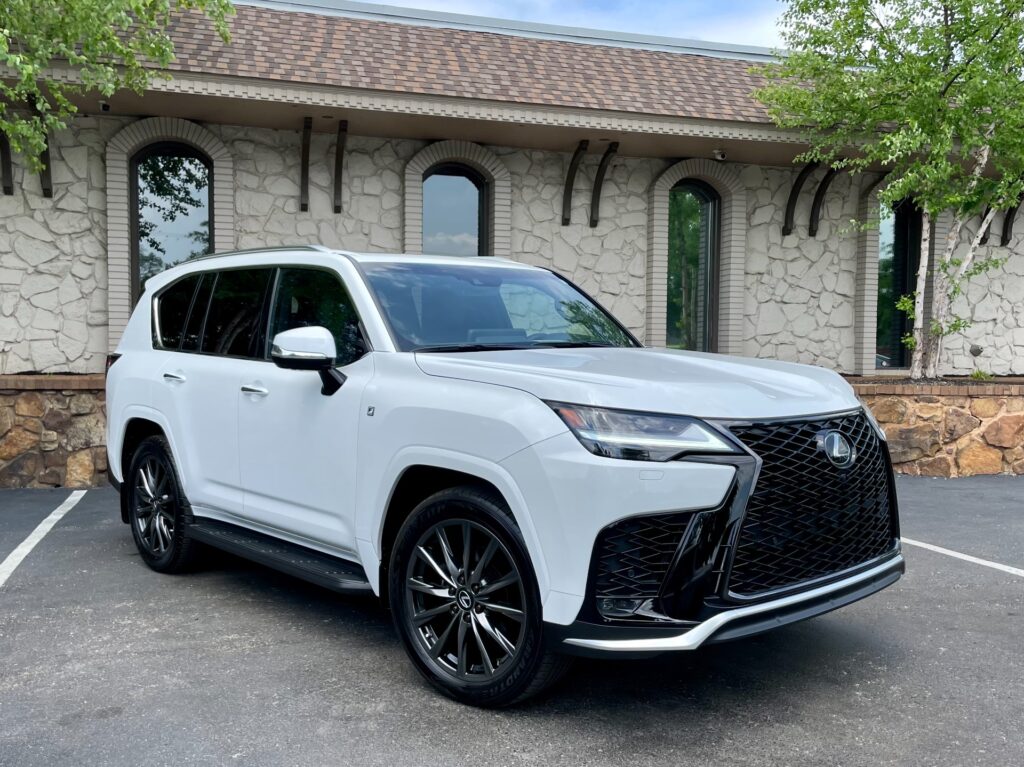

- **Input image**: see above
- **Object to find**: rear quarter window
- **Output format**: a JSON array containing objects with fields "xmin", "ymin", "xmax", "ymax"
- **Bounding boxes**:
[{"xmin": 155, "ymin": 275, "xmax": 201, "ymax": 349}]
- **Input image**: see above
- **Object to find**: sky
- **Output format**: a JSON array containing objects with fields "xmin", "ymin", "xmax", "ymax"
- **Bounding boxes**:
[{"xmin": 352, "ymin": 0, "xmax": 786, "ymax": 48}]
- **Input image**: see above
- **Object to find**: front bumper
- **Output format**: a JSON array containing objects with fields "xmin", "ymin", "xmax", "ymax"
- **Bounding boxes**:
[{"xmin": 550, "ymin": 551, "xmax": 904, "ymax": 657}]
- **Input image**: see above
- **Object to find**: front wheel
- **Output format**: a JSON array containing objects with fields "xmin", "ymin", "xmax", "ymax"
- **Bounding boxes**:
[{"xmin": 388, "ymin": 486, "xmax": 570, "ymax": 707}]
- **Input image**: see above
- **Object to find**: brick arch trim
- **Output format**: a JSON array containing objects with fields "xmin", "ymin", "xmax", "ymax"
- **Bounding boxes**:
[
  {"xmin": 647, "ymin": 158, "xmax": 746, "ymax": 353},
  {"xmin": 105, "ymin": 117, "xmax": 235, "ymax": 351},
  {"xmin": 404, "ymin": 140, "xmax": 511, "ymax": 257}
]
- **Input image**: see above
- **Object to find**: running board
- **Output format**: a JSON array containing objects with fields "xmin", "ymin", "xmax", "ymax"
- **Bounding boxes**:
[{"xmin": 188, "ymin": 519, "xmax": 372, "ymax": 595}]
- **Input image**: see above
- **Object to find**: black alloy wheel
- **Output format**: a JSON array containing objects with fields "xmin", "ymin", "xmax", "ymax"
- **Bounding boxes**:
[{"xmin": 389, "ymin": 486, "xmax": 571, "ymax": 707}]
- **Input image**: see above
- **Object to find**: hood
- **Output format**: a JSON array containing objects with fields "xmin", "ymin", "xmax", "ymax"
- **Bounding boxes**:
[{"xmin": 415, "ymin": 347, "xmax": 860, "ymax": 420}]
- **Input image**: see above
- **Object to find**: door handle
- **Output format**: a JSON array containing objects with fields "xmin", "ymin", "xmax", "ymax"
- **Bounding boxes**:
[
  {"xmin": 240, "ymin": 384, "xmax": 269, "ymax": 397},
  {"xmin": 162, "ymin": 372, "xmax": 186, "ymax": 383}
]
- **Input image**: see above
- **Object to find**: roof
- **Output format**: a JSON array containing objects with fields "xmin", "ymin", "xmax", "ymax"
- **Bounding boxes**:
[{"xmin": 163, "ymin": 2, "xmax": 774, "ymax": 124}]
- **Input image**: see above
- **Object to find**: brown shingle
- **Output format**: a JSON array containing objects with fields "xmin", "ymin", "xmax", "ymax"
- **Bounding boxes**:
[{"xmin": 165, "ymin": 6, "xmax": 770, "ymax": 123}]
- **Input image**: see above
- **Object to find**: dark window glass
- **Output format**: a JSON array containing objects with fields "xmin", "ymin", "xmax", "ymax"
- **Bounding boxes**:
[
  {"xmin": 269, "ymin": 269, "xmax": 367, "ymax": 365},
  {"xmin": 876, "ymin": 201, "xmax": 922, "ymax": 368},
  {"xmin": 201, "ymin": 269, "xmax": 273, "ymax": 358},
  {"xmin": 362, "ymin": 262, "xmax": 636, "ymax": 352},
  {"xmin": 132, "ymin": 142, "xmax": 213, "ymax": 301},
  {"xmin": 423, "ymin": 163, "xmax": 487, "ymax": 256},
  {"xmin": 181, "ymin": 274, "xmax": 214, "ymax": 352},
  {"xmin": 667, "ymin": 180, "xmax": 719, "ymax": 352},
  {"xmin": 156, "ymin": 275, "xmax": 200, "ymax": 350}
]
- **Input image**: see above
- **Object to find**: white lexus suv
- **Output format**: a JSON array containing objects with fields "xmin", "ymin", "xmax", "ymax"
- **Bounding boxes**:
[{"xmin": 106, "ymin": 246, "xmax": 904, "ymax": 706}]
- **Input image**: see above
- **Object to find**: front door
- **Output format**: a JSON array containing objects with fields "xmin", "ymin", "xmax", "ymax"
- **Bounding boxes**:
[{"xmin": 238, "ymin": 267, "xmax": 372, "ymax": 555}]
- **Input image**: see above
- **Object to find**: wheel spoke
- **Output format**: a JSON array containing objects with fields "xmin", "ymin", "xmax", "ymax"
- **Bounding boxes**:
[
  {"xmin": 477, "ymin": 571, "xmax": 518, "ymax": 597},
  {"xmin": 470, "ymin": 614, "xmax": 495, "ymax": 675},
  {"xmin": 138, "ymin": 467, "xmax": 155, "ymax": 502},
  {"xmin": 461, "ymin": 523, "xmax": 472, "ymax": 575},
  {"xmin": 435, "ymin": 528, "xmax": 460, "ymax": 581},
  {"xmin": 407, "ymin": 578, "xmax": 452, "ymax": 599},
  {"xmin": 476, "ymin": 611, "xmax": 516, "ymax": 656},
  {"xmin": 416, "ymin": 546, "xmax": 456, "ymax": 588},
  {"xmin": 469, "ymin": 538, "xmax": 498, "ymax": 586},
  {"xmin": 456, "ymin": 618, "xmax": 469, "ymax": 676},
  {"xmin": 412, "ymin": 602, "xmax": 456, "ymax": 627},
  {"xmin": 430, "ymin": 614, "xmax": 460, "ymax": 659},
  {"xmin": 479, "ymin": 601, "xmax": 524, "ymax": 622}
]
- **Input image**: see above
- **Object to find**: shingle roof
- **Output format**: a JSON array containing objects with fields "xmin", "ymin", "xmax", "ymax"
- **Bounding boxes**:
[{"xmin": 166, "ymin": 5, "xmax": 772, "ymax": 123}]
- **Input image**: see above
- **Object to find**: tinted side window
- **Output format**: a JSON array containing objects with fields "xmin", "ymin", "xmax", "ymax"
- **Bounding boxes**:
[
  {"xmin": 201, "ymin": 269, "xmax": 273, "ymax": 358},
  {"xmin": 156, "ymin": 275, "xmax": 200, "ymax": 349},
  {"xmin": 181, "ymin": 273, "xmax": 214, "ymax": 352},
  {"xmin": 269, "ymin": 268, "xmax": 367, "ymax": 364}
]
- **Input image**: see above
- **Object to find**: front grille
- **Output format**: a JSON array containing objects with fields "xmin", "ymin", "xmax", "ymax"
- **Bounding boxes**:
[
  {"xmin": 727, "ymin": 411, "xmax": 896, "ymax": 597},
  {"xmin": 594, "ymin": 513, "xmax": 693, "ymax": 599}
]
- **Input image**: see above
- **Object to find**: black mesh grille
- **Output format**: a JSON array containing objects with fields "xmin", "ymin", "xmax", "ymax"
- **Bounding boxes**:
[
  {"xmin": 594, "ymin": 513, "xmax": 693, "ymax": 599},
  {"xmin": 727, "ymin": 411, "xmax": 896, "ymax": 597}
]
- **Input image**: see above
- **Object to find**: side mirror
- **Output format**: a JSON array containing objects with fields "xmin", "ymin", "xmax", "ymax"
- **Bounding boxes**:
[{"xmin": 270, "ymin": 326, "xmax": 346, "ymax": 395}]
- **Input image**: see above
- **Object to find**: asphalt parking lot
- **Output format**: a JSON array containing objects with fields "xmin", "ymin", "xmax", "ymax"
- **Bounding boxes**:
[{"xmin": 1, "ymin": 478, "xmax": 1021, "ymax": 767}]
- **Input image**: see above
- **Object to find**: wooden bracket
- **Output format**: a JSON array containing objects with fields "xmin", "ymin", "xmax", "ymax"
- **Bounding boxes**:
[
  {"xmin": 38, "ymin": 135, "xmax": 53, "ymax": 199},
  {"xmin": 589, "ymin": 141, "xmax": 618, "ymax": 228},
  {"xmin": 561, "ymin": 140, "xmax": 588, "ymax": 225},
  {"xmin": 809, "ymin": 167, "xmax": 841, "ymax": 237},
  {"xmin": 299, "ymin": 116, "xmax": 312, "ymax": 212},
  {"xmin": 782, "ymin": 162, "xmax": 818, "ymax": 235},
  {"xmin": 0, "ymin": 133, "xmax": 13, "ymax": 195},
  {"xmin": 333, "ymin": 120, "xmax": 348, "ymax": 214},
  {"xmin": 1001, "ymin": 201, "xmax": 1019, "ymax": 246}
]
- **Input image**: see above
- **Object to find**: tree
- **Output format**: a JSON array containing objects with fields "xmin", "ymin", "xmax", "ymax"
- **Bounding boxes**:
[
  {"xmin": 756, "ymin": 0, "xmax": 1024, "ymax": 378},
  {"xmin": 1, "ymin": 0, "xmax": 233, "ymax": 167}
]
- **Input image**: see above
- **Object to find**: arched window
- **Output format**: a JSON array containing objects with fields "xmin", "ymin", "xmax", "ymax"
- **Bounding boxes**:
[
  {"xmin": 667, "ymin": 179, "xmax": 720, "ymax": 351},
  {"xmin": 130, "ymin": 142, "xmax": 213, "ymax": 300},
  {"xmin": 422, "ymin": 162, "xmax": 487, "ymax": 256},
  {"xmin": 876, "ymin": 200, "xmax": 922, "ymax": 368}
]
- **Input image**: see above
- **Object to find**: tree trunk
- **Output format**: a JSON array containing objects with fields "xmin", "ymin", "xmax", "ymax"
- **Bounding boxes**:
[
  {"xmin": 908, "ymin": 210, "xmax": 931, "ymax": 380},
  {"xmin": 923, "ymin": 207, "xmax": 997, "ymax": 378}
]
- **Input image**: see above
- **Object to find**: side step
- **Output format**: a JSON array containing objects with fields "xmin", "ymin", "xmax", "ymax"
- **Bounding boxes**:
[{"xmin": 188, "ymin": 518, "xmax": 373, "ymax": 595}]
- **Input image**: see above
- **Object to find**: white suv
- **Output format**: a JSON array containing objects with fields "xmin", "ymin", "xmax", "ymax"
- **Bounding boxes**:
[{"xmin": 106, "ymin": 246, "xmax": 904, "ymax": 706}]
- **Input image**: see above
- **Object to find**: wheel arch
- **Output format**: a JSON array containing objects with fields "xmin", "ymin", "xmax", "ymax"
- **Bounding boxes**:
[{"xmin": 371, "ymin": 456, "xmax": 550, "ymax": 607}]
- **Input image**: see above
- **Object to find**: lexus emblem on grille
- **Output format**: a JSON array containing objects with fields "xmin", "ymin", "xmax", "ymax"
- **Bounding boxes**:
[{"xmin": 818, "ymin": 430, "xmax": 856, "ymax": 468}]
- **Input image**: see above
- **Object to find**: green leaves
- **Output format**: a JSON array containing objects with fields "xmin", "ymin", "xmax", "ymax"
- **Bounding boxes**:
[
  {"xmin": 1, "ymin": 0, "xmax": 234, "ymax": 169},
  {"xmin": 757, "ymin": 0, "xmax": 1024, "ymax": 218}
]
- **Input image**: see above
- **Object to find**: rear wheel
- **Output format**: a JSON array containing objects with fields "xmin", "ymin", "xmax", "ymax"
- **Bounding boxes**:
[
  {"xmin": 389, "ymin": 486, "xmax": 570, "ymax": 707},
  {"xmin": 126, "ymin": 435, "xmax": 199, "ymax": 573}
]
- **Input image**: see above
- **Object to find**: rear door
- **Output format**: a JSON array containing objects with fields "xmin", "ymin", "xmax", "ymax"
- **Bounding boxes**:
[
  {"xmin": 237, "ymin": 266, "xmax": 373, "ymax": 554},
  {"xmin": 156, "ymin": 267, "xmax": 274, "ymax": 515}
]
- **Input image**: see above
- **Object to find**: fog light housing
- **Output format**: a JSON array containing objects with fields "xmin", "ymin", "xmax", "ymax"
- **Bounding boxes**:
[{"xmin": 598, "ymin": 597, "xmax": 656, "ymax": 619}]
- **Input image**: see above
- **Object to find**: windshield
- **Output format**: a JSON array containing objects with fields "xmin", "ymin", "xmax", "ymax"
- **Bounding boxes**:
[{"xmin": 361, "ymin": 262, "xmax": 639, "ymax": 352}]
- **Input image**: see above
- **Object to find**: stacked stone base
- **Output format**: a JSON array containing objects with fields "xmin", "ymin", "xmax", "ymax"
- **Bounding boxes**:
[
  {"xmin": 857, "ymin": 383, "xmax": 1024, "ymax": 477},
  {"xmin": 0, "ymin": 375, "xmax": 107, "ymax": 488}
]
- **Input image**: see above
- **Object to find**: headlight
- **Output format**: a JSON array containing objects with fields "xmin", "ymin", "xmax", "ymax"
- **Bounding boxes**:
[{"xmin": 548, "ymin": 402, "xmax": 741, "ymax": 462}]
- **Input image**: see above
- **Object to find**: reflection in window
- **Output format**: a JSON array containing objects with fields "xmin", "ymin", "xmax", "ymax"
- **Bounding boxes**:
[
  {"xmin": 876, "ymin": 201, "xmax": 922, "ymax": 368},
  {"xmin": 667, "ymin": 180, "xmax": 719, "ymax": 351},
  {"xmin": 132, "ymin": 142, "xmax": 212, "ymax": 298},
  {"xmin": 423, "ymin": 163, "xmax": 486, "ymax": 256}
]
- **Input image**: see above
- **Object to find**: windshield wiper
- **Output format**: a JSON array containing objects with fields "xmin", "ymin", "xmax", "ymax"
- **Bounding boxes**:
[
  {"xmin": 411, "ymin": 343, "xmax": 533, "ymax": 353},
  {"xmin": 530, "ymin": 341, "xmax": 620, "ymax": 348}
]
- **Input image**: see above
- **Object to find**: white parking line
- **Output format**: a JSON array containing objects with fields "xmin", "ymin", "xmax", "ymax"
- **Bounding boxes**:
[
  {"xmin": 0, "ymin": 491, "xmax": 87, "ymax": 589},
  {"xmin": 902, "ymin": 537, "xmax": 1024, "ymax": 578}
]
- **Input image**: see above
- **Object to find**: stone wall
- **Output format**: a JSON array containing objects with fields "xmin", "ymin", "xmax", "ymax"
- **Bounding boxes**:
[
  {"xmin": 943, "ymin": 215, "xmax": 1024, "ymax": 376},
  {"xmin": 0, "ymin": 375, "xmax": 107, "ymax": 488},
  {"xmin": 1, "ymin": 118, "xmax": 131, "ymax": 375},
  {"xmin": 857, "ymin": 382, "xmax": 1024, "ymax": 477}
]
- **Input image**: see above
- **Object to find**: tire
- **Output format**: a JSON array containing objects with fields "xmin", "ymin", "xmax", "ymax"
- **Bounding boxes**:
[
  {"xmin": 125, "ymin": 435, "xmax": 200, "ymax": 574},
  {"xmin": 388, "ymin": 485, "xmax": 571, "ymax": 707}
]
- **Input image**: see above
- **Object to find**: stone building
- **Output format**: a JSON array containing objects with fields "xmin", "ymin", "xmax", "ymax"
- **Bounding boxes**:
[{"xmin": 2, "ymin": 0, "xmax": 1024, "ymax": 487}]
